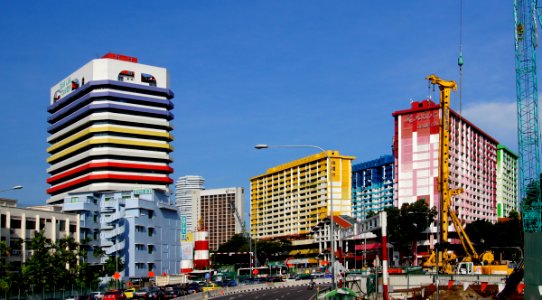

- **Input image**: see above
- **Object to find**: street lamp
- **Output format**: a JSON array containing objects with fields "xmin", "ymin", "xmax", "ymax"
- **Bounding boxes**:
[
  {"xmin": 0, "ymin": 185, "xmax": 23, "ymax": 194},
  {"xmin": 254, "ymin": 144, "xmax": 336, "ymax": 290}
]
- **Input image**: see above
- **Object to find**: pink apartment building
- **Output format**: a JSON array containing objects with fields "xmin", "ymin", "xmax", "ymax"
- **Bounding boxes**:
[{"xmin": 392, "ymin": 99, "xmax": 498, "ymax": 234}]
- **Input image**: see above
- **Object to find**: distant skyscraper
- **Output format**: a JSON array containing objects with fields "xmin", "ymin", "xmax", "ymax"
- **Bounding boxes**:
[
  {"xmin": 46, "ymin": 53, "xmax": 174, "ymax": 204},
  {"xmin": 496, "ymin": 145, "xmax": 518, "ymax": 218},
  {"xmin": 351, "ymin": 155, "xmax": 394, "ymax": 220},
  {"xmin": 251, "ymin": 151, "xmax": 355, "ymax": 240},
  {"xmin": 200, "ymin": 187, "xmax": 244, "ymax": 251},
  {"xmin": 175, "ymin": 175, "xmax": 205, "ymax": 233},
  {"xmin": 392, "ymin": 99, "xmax": 499, "ymax": 225}
]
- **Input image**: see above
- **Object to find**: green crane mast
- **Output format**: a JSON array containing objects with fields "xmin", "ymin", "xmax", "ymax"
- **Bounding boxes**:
[{"xmin": 514, "ymin": 0, "xmax": 542, "ymax": 232}]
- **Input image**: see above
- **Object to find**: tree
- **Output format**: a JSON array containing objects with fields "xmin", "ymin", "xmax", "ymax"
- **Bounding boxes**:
[
  {"xmin": 464, "ymin": 212, "xmax": 523, "ymax": 261},
  {"xmin": 21, "ymin": 231, "xmax": 98, "ymax": 292},
  {"xmin": 216, "ymin": 234, "xmax": 250, "ymax": 253},
  {"xmin": 253, "ymin": 238, "xmax": 291, "ymax": 266},
  {"xmin": 103, "ymin": 254, "xmax": 124, "ymax": 276},
  {"xmin": 0, "ymin": 241, "xmax": 13, "ymax": 292},
  {"xmin": 22, "ymin": 231, "xmax": 55, "ymax": 291},
  {"xmin": 376, "ymin": 199, "xmax": 436, "ymax": 264}
]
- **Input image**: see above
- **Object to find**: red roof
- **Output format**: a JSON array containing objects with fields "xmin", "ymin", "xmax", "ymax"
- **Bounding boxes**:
[
  {"xmin": 355, "ymin": 243, "xmax": 381, "ymax": 251},
  {"xmin": 332, "ymin": 215, "xmax": 354, "ymax": 229},
  {"xmin": 102, "ymin": 52, "xmax": 138, "ymax": 63}
]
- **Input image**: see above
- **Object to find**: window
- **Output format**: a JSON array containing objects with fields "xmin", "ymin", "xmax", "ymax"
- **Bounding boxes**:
[
  {"xmin": 148, "ymin": 211, "xmax": 154, "ymax": 219},
  {"xmin": 118, "ymin": 70, "xmax": 135, "ymax": 82},
  {"xmin": 141, "ymin": 73, "xmax": 157, "ymax": 87},
  {"xmin": 148, "ymin": 228, "xmax": 154, "ymax": 237},
  {"xmin": 136, "ymin": 244, "xmax": 145, "ymax": 251},
  {"xmin": 148, "ymin": 245, "xmax": 154, "ymax": 254},
  {"xmin": 10, "ymin": 218, "xmax": 21, "ymax": 229},
  {"xmin": 26, "ymin": 220, "xmax": 35, "ymax": 230}
]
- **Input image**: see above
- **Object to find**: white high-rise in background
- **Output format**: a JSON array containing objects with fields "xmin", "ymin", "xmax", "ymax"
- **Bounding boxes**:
[{"xmin": 175, "ymin": 175, "xmax": 205, "ymax": 232}]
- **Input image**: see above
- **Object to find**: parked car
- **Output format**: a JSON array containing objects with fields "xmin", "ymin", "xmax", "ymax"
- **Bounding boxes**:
[
  {"xmin": 241, "ymin": 277, "xmax": 267, "ymax": 284},
  {"xmin": 133, "ymin": 287, "xmax": 162, "ymax": 300},
  {"xmin": 267, "ymin": 276, "xmax": 284, "ymax": 282},
  {"xmin": 185, "ymin": 282, "xmax": 203, "ymax": 294},
  {"xmin": 89, "ymin": 292, "xmax": 105, "ymax": 300},
  {"xmin": 160, "ymin": 285, "xmax": 185, "ymax": 299},
  {"xmin": 202, "ymin": 282, "xmax": 220, "ymax": 292},
  {"xmin": 104, "ymin": 291, "xmax": 127, "ymax": 300},
  {"xmin": 295, "ymin": 274, "xmax": 313, "ymax": 280},
  {"xmin": 310, "ymin": 272, "xmax": 325, "ymax": 278},
  {"xmin": 223, "ymin": 279, "xmax": 238, "ymax": 287},
  {"xmin": 215, "ymin": 279, "xmax": 237, "ymax": 287},
  {"xmin": 123, "ymin": 288, "xmax": 136, "ymax": 299}
]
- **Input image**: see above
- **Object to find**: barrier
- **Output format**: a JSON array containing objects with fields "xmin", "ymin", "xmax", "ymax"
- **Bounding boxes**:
[{"xmin": 180, "ymin": 278, "xmax": 331, "ymax": 300}]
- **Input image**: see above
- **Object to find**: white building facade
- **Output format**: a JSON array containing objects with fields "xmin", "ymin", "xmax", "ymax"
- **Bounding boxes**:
[{"xmin": 0, "ymin": 204, "xmax": 80, "ymax": 267}]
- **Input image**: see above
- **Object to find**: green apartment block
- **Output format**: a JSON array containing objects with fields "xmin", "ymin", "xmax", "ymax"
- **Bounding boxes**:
[{"xmin": 496, "ymin": 145, "xmax": 518, "ymax": 218}]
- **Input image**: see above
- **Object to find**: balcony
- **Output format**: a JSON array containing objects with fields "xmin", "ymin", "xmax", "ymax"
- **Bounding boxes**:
[
  {"xmin": 105, "ymin": 240, "xmax": 126, "ymax": 255},
  {"xmin": 100, "ymin": 224, "xmax": 126, "ymax": 240},
  {"xmin": 101, "ymin": 199, "xmax": 122, "ymax": 211},
  {"xmin": 63, "ymin": 200, "xmax": 95, "ymax": 212},
  {"xmin": 100, "ymin": 212, "xmax": 122, "ymax": 224}
]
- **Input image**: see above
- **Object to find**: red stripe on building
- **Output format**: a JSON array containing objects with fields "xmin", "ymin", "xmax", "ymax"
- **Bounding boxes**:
[
  {"xmin": 47, "ymin": 162, "xmax": 173, "ymax": 184},
  {"xmin": 47, "ymin": 174, "xmax": 173, "ymax": 194}
]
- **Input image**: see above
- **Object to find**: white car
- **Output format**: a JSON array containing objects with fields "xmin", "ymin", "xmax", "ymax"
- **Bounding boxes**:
[{"xmin": 90, "ymin": 292, "xmax": 105, "ymax": 300}]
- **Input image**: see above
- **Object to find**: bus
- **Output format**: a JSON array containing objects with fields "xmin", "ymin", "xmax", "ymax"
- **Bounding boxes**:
[
  {"xmin": 187, "ymin": 270, "xmax": 215, "ymax": 283},
  {"xmin": 237, "ymin": 266, "xmax": 288, "ymax": 281}
]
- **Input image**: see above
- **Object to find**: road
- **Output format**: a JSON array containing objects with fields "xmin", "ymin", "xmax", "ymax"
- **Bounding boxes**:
[{"xmin": 210, "ymin": 285, "xmax": 326, "ymax": 300}]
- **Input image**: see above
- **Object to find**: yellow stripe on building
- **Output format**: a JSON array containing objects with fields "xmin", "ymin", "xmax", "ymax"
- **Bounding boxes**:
[
  {"xmin": 47, "ymin": 137, "xmax": 173, "ymax": 163},
  {"xmin": 48, "ymin": 125, "xmax": 172, "ymax": 153}
]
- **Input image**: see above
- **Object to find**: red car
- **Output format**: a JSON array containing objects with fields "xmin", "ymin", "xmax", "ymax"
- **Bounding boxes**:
[{"xmin": 103, "ymin": 291, "xmax": 126, "ymax": 300}]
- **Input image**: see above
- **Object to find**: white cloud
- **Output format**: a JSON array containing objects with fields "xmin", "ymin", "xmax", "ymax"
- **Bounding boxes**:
[{"xmin": 461, "ymin": 101, "xmax": 518, "ymax": 151}]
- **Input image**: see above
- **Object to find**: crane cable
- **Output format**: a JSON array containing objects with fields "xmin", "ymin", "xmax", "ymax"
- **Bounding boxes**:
[{"xmin": 458, "ymin": 0, "xmax": 464, "ymax": 115}]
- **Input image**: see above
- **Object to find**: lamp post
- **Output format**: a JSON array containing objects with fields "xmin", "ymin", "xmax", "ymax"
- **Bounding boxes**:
[
  {"xmin": 254, "ymin": 144, "xmax": 336, "ymax": 290},
  {"xmin": 0, "ymin": 185, "xmax": 23, "ymax": 194},
  {"xmin": 408, "ymin": 210, "xmax": 438, "ymax": 299}
]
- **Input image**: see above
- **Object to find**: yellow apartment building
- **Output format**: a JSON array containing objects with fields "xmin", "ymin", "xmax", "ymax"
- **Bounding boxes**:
[{"xmin": 250, "ymin": 150, "xmax": 355, "ymax": 240}]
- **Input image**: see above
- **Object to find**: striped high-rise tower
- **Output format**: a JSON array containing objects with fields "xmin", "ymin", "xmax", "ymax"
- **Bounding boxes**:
[{"xmin": 46, "ymin": 53, "xmax": 174, "ymax": 204}]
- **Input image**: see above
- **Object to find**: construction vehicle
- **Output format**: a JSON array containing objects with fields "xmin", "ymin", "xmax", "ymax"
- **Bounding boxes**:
[{"xmin": 421, "ymin": 75, "xmax": 514, "ymax": 275}]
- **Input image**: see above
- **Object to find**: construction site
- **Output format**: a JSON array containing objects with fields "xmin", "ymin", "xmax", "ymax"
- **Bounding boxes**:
[{"xmin": 366, "ymin": 0, "xmax": 542, "ymax": 298}]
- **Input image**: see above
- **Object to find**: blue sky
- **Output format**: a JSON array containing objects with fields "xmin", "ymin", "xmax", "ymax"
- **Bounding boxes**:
[{"xmin": 0, "ymin": 1, "xmax": 518, "ymax": 209}]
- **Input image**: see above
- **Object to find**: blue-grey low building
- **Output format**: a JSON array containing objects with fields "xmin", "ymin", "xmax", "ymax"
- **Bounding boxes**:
[{"xmin": 62, "ymin": 188, "xmax": 181, "ymax": 279}]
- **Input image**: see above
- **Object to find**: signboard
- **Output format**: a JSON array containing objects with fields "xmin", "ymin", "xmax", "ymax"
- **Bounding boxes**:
[
  {"xmin": 134, "ymin": 189, "xmax": 153, "ymax": 195},
  {"xmin": 181, "ymin": 216, "xmax": 187, "ymax": 240},
  {"xmin": 50, "ymin": 62, "xmax": 93, "ymax": 104}
]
